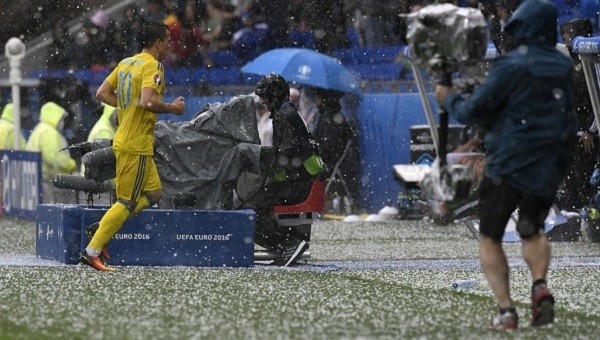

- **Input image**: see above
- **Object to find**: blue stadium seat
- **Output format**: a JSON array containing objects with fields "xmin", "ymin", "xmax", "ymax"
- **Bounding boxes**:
[
  {"xmin": 92, "ymin": 70, "xmax": 110, "ymax": 85},
  {"xmin": 348, "ymin": 63, "xmax": 404, "ymax": 82},
  {"xmin": 334, "ymin": 44, "xmax": 405, "ymax": 65},
  {"xmin": 168, "ymin": 68, "xmax": 196, "ymax": 86},
  {"xmin": 289, "ymin": 30, "xmax": 316, "ymax": 50},
  {"xmin": 29, "ymin": 69, "xmax": 47, "ymax": 78},
  {"xmin": 398, "ymin": 83, "xmax": 410, "ymax": 93},
  {"xmin": 208, "ymin": 50, "xmax": 238, "ymax": 68},
  {"xmin": 30, "ymin": 69, "xmax": 71, "ymax": 79},
  {"xmin": 190, "ymin": 68, "xmax": 210, "ymax": 84},
  {"xmin": 73, "ymin": 69, "xmax": 93, "ymax": 84},
  {"xmin": 241, "ymin": 73, "xmax": 263, "ymax": 86},
  {"xmin": 333, "ymin": 48, "xmax": 358, "ymax": 64},
  {"xmin": 31, "ymin": 69, "xmax": 103, "ymax": 86},
  {"xmin": 554, "ymin": 0, "xmax": 577, "ymax": 17},
  {"xmin": 355, "ymin": 45, "xmax": 404, "ymax": 64},
  {"xmin": 207, "ymin": 67, "xmax": 242, "ymax": 86},
  {"xmin": 346, "ymin": 27, "xmax": 361, "ymax": 48}
]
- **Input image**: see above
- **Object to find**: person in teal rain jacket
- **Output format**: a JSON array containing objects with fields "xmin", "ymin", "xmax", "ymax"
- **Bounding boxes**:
[
  {"xmin": 435, "ymin": 0, "xmax": 577, "ymax": 330},
  {"xmin": 0, "ymin": 103, "xmax": 26, "ymax": 150},
  {"xmin": 26, "ymin": 101, "xmax": 77, "ymax": 203}
]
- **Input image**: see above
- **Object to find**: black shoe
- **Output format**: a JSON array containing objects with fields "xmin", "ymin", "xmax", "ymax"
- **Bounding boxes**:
[
  {"xmin": 531, "ymin": 283, "xmax": 555, "ymax": 327},
  {"xmin": 274, "ymin": 240, "xmax": 309, "ymax": 267}
]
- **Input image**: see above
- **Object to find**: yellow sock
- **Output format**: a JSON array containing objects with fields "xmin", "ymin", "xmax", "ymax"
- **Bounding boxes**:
[
  {"xmin": 88, "ymin": 202, "xmax": 131, "ymax": 252},
  {"xmin": 131, "ymin": 194, "xmax": 150, "ymax": 216}
]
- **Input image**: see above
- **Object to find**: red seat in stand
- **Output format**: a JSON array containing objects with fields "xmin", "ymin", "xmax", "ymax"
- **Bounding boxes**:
[{"xmin": 272, "ymin": 180, "xmax": 326, "ymax": 214}]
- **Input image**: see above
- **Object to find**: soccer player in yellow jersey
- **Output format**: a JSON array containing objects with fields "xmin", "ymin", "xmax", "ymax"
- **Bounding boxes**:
[{"xmin": 80, "ymin": 22, "xmax": 186, "ymax": 272}]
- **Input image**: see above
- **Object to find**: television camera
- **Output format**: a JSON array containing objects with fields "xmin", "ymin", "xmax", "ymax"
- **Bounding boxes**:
[{"xmin": 402, "ymin": 3, "xmax": 489, "ymax": 203}]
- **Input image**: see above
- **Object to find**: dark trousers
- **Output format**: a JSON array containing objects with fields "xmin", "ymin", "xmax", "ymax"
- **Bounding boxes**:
[{"xmin": 244, "ymin": 179, "xmax": 313, "ymax": 252}]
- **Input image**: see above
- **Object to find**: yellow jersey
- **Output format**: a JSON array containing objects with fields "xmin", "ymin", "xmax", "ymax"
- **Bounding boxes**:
[{"xmin": 107, "ymin": 52, "xmax": 165, "ymax": 155}]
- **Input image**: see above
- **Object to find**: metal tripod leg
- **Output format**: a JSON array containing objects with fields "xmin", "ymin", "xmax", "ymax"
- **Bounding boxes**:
[{"xmin": 324, "ymin": 139, "xmax": 353, "ymax": 200}]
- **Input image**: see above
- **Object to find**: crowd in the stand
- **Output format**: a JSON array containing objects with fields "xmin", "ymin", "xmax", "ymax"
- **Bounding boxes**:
[{"xmin": 45, "ymin": 0, "xmax": 519, "ymax": 72}]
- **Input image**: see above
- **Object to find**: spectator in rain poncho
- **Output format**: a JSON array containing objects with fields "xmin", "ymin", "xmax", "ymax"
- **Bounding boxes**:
[
  {"xmin": 26, "ymin": 101, "xmax": 77, "ymax": 203},
  {"xmin": 0, "ymin": 103, "xmax": 26, "ymax": 150},
  {"xmin": 312, "ymin": 88, "xmax": 360, "ymax": 214}
]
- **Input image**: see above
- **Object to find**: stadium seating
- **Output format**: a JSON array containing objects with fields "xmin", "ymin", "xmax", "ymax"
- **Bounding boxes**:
[
  {"xmin": 167, "ymin": 67, "xmax": 196, "ymax": 86},
  {"xmin": 289, "ymin": 30, "xmax": 317, "ymax": 50},
  {"xmin": 334, "ymin": 44, "xmax": 405, "ymax": 65},
  {"xmin": 348, "ymin": 63, "xmax": 405, "ymax": 82},
  {"xmin": 208, "ymin": 50, "xmax": 237, "ymax": 68},
  {"xmin": 345, "ymin": 27, "xmax": 362, "ymax": 48},
  {"xmin": 73, "ymin": 69, "xmax": 93, "ymax": 84},
  {"xmin": 207, "ymin": 67, "xmax": 242, "ymax": 86},
  {"xmin": 32, "ymin": 42, "xmax": 418, "ymax": 94}
]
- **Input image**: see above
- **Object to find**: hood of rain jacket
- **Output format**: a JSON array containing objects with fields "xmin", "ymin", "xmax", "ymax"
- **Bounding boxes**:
[
  {"xmin": 87, "ymin": 104, "xmax": 117, "ymax": 141},
  {"xmin": 1, "ymin": 103, "xmax": 14, "ymax": 122},
  {"xmin": 26, "ymin": 101, "xmax": 75, "ymax": 180},
  {"xmin": 39, "ymin": 102, "xmax": 67, "ymax": 129},
  {"xmin": 505, "ymin": 0, "xmax": 558, "ymax": 46},
  {"xmin": 0, "ymin": 103, "xmax": 27, "ymax": 150}
]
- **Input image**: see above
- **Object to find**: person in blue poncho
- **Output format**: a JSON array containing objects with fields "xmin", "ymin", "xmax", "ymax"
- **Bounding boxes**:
[{"xmin": 435, "ymin": 0, "xmax": 577, "ymax": 330}]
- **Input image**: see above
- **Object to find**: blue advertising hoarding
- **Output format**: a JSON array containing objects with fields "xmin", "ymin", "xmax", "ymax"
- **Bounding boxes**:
[
  {"xmin": 0, "ymin": 150, "xmax": 42, "ymax": 219},
  {"xmin": 36, "ymin": 204, "xmax": 255, "ymax": 267}
]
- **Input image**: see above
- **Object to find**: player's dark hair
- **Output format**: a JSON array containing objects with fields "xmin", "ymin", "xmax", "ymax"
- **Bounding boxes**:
[{"xmin": 139, "ymin": 21, "xmax": 169, "ymax": 49}]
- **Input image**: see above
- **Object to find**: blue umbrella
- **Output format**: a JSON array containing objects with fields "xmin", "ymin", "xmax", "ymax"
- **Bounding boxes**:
[{"xmin": 241, "ymin": 48, "xmax": 361, "ymax": 93}]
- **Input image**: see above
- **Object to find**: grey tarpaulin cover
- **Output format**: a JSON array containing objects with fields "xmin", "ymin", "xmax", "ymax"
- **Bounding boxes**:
[
  {"xmin": 403, "ymin": 3, "xmax": 489, "ymax": 74},
  {"xmin": 153, "ymin": 95, "xmax": 264, "ymax": 209}
]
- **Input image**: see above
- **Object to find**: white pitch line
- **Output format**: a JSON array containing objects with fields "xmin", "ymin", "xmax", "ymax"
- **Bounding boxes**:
[{"xmin": 2, "ymin": 255, "xmax": 600, "ymax": 270}]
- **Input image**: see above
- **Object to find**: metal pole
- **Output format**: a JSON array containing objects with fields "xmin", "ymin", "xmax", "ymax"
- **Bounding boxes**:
[
  {"xmin": 11, "ymin": 82, "xmax": 21, "ymax": 150},
  {"xmin": 410, "ymin": 60, "xmax": 439, "ymax": 155},
  {"xmin": 580, "ymin": 56, "xmax": 600, "ymax": 139},
  {"xmin": 437, "ymin": 72, "xmax": 453, "ymax": 166},
  {"xmin": 4, "ymin": 37, "xmax": 26, "ymax": 150}
]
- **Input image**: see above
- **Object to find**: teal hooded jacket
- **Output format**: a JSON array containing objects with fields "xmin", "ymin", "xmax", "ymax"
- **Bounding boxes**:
[
  {"xmin": 26, "ymin": 102, "xmax": 76, "ymax": 181},
  {"xmin": 0, "ymin": 103, "xmax": 27, "ymax": 150},
  {"xmin": 442, "ymin": 0, "xmax": 577, "ymax": 197}
]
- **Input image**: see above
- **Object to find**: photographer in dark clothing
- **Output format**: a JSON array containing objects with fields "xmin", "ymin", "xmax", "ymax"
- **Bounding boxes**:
[
  {"xmin": 560, "ymin": 18, "xmax": 597, "ymax": 211},
  {"xmin": 312, "ymin": 88, "xmax": 360, "ymax": 214},
  {"xmin": 249, "ymin": 74, "xmax": 325, "ymax": 265}
]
